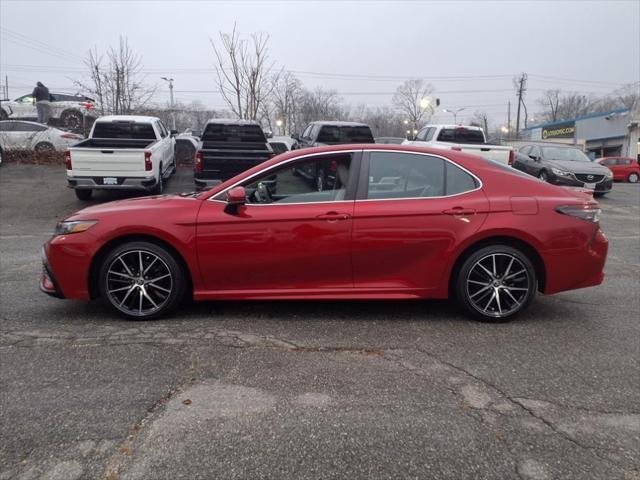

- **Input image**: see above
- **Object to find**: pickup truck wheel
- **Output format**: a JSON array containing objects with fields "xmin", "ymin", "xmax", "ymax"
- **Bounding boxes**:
[
  {"xmin": 75, "ymin": 189, "xmax": 93, "ymax": 201},
  {"xmin": 152, "ymin": 168, "xmax": 164, "ymax": 194},
  {"xmin": 98, "ymin": 241, "xmax": 186, "ymax": 320},
  {"xmin": 35, "ymin": 142, "xmax": 55, "ymax": 152}
]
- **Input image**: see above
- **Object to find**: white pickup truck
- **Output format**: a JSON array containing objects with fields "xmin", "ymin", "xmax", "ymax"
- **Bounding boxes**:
[
  {"xmin": 403, "ymin": 124, "xmax": 514, "ymax": 165},
  {"xmin": 66, "ymin": 115, "xmax": 176, "ymax": 200}
]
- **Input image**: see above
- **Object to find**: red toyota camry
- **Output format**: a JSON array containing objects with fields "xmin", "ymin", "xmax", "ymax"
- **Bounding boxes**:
[{"xmin": 41, "ymin": 145, "xmax": 608, "ymax": 322}]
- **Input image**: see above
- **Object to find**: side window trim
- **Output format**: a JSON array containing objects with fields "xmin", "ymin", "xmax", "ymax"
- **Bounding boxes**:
[{"xmin": 356, "ymin": 150, "xmax": 482, "ymax": 201}]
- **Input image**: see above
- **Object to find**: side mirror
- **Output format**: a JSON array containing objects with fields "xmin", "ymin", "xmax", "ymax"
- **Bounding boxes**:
[
  {"xmin": 529, "ymin": 155, "xmax": 539, "ymax": 162},
  {"xmin": 224, "ymin": 186, "xmax": 246, "ymax": 214},
  {"xmin": 291, "ymin": 133, "xmax": 300, "ymax": 141}
]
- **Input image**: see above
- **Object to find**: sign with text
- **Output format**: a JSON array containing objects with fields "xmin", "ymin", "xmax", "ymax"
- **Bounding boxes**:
[{"xmin": 542, "ymin": 121, "xmax": 575, "ymax": 139}]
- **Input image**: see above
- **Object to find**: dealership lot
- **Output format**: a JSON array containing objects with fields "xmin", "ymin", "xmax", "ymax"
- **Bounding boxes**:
[{"xmin": 0, "ymin": 164, "xmax": 639, "ymax": 479}]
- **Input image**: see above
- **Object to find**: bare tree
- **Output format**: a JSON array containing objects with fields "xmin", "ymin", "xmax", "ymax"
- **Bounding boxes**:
[
  {"xmin": 537, "ymin": 89, "xmax": 597, "ymax": 123},
  {"xmin": 470, "ymin": 110, "xmax": 490, "ymax": 135},
  {"xmin": 294, "ymin": 87, "xmax": 347, "ymax": 131},
  {"xmin": 392, "ymin": 79, "xmax": 435, "ymax": 131},
  {"xmin": 269, "ymin": 70, "xmax": 303, "ymax": 134},
  {"xmin": 74, "ymin": 37, "xmax": 155, "ymax": 116},
  {"xmin": 537, "ymin": 89, "xmax": 560, "ymax": 122},
  {"xmin": 211, "ymin": 25, "xmax": 276, "ymax": 120},
  {"xmin": 350, "ymin": 105, "xmax": 405, "ymax": 137}
]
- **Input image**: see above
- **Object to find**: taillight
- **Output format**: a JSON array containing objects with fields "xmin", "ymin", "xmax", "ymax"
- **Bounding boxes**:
[
  {"xmin": 144, "ymin": 151, "xmax": 152, "ymax": 171},
  {"xmin": 194, "ymin": 151, "xmax": 203, "ymax": 173},
  {"xmin": 64, "ymin": 150, "xmax": 72, "ymax": 170},
  {"xmin": 556, "ymin": 204, "xmax": 601, "ymax": 223},
  {"xmin": 61, "ymin": 133, "xmax": 79, "ymax": 139},
  {"xmin": 451, "ymin": 146, "xmax": 462, "ymax": 151},
  {"xmin": 508, "ymin": 149, "xmax": 515, "ymax": 165}
]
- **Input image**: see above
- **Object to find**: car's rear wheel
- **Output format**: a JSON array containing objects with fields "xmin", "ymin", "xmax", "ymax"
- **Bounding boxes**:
[
  {"xmin": 455, "ymin": 245, "xmax": 537, "ymax": 322},
  {"xmin": 99, "ymin": 241, "xmax": 185, "ymax": 320},
  {"xmin": 35, "ymin": 142, "xmax": 55, "ymax": 152},
  {"xmin": 75, "ymin": 189, "xmax": 93, "ymax": 200},
  {"xmin": 628, "ymin": 172, "xmax": 639, "ymax": 183},
  {"xmin": 152, "ymin": 165, "xmax": 164, "ymax": 194},
  {"xmin": 61, "ymin": 110, "xmax": 83, "ymax": 130}
]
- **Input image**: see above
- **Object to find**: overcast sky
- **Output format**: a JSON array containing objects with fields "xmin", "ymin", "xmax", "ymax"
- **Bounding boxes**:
[{"xmin": 1, "ymin": 0, "xmax": 638, "ymax": 126}]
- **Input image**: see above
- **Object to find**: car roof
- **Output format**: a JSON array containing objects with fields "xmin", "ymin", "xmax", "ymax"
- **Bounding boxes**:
[{"xmin": 425, "ymin": 124, "xmax": 483, "ymax": 130}]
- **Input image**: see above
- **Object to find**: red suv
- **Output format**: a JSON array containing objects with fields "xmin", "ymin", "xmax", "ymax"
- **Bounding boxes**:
[{"xmin": 597, "ymin": 156, "xmax": 639, "ymax": 183}]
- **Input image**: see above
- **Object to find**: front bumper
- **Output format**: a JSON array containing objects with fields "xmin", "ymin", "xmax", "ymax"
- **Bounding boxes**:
[
  {"xmin": 67, "ymin": 176, "xmax": 159, "ymax": 191},
  {"xmin": 40, "ymin": 248, "xmax": 64, "ymax": 298},
  {"xmin": 548, "ymin": 174, "xmax": 613, "ymax": 193}
]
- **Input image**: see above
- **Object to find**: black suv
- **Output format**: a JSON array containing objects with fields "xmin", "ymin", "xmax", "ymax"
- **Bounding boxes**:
[
  {"xmin": 194, "ymin": 119, "xmax": 274, "ymax": 188},
  {"xmin": 293, "ymin": 121, "xmax": 374, "ymax": 149},
  {"xmin": 513, "ymin": 144, "xmax": 613, "ymax": 196}
]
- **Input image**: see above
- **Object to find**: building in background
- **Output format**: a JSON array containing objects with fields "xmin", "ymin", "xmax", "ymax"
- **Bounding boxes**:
[{"xmin": 522, "ymin": 108, "xmax": 639, "ymax": 160}]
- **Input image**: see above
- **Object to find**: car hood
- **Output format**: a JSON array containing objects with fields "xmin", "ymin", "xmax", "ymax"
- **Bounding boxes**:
[
  {"xmin": 68, "ymin": 193, "xmax": 201, "ymax": 220},
  {"xmin": 546, "ymin": 160, "xmax": 609, "ymax": 174}
]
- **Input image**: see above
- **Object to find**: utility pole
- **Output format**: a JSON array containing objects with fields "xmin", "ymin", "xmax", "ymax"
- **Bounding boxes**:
[
  {"xmin": 507, "ymin": 100, "xmax": 511, "ymax": 141},
  {"xmin": 161, "ymin": 77, "xmax": 176, "ymax": 130},
  {"xmin": 515, "ymin": 73, "xmax": 527, "ymax": 140}
]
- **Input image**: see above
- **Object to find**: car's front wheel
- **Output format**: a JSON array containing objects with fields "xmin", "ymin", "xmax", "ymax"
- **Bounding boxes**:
[
  {"xmin": 98, "ymin": 241, "xmax": 186, "ymax": 320},
  {"xmin": 455, "ymin": 245, "xmax": 537, "ymax": 322}
]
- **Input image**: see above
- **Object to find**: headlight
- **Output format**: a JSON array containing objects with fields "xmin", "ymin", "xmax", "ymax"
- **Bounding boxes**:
[
  {"xmin": 54, "ymin": 220, "xmax": 98, "ymax": 235},
  {"xmin": 551, "ymin": 167, "xmax": 573, "ymax": 177},
  {"xmin": 604, "ymin": 170, "xmax": 613, "ymax": 178}
]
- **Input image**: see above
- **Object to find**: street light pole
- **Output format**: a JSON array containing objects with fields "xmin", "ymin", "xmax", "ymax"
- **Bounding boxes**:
[
  {"xmin": 442, "ymin": 107, "xmax": 465, "ymax": 124},
  {"xmin": 161, "ymin": 77, "xmax": 176, "ymax": 131}
]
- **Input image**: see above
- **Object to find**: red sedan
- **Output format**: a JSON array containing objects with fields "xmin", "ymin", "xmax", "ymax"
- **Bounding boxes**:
[
  {"xmin": 41, "ymin": 145, "xmax": 608, "ymax": 322},
  {"xmin": 597, "ymin": 156, "xmax": 639, "ymax": 183}
]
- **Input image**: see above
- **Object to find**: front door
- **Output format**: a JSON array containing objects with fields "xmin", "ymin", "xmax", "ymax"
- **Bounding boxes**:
[
  {"xmin": 196, "ymin": 151, "xmax": 360, "ymax": 292},
  {"xmin": 351, "ymin": 150, "xmax": 489, "ymax": 293}
]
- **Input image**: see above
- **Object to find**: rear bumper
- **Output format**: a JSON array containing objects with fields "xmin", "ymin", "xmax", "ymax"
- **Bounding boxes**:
[
  {"xmin": 542, "ymin": 228, "xmax": 608, "ymax": 294},
  {"xmin": 67, "ymin": 175, "xmax": 158, "ymax": 191}
]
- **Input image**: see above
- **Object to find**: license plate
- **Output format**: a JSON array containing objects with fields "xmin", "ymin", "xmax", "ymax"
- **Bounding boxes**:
[
  {"xmin": 103, "ymin": 177, "xmax": 118, "ymax": 185},
  {"xmin": 584, "ymin": 182, "xmax": 596, "ymax": 189}
]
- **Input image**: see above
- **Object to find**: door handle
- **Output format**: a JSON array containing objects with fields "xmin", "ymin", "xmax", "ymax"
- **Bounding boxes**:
[
  {"xmin": 443, "ymin": 207, "xmax": 476, "ymax": 216},
  {"xmin": 316, "ymin": 212, "xmax": 350, "ymax": 222}
]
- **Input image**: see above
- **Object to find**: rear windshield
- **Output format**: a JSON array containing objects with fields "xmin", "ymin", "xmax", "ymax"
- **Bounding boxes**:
[
  {"xmin": 93, "ymin": 122, "xmax": 156, "ymax": 140},
  {"xmin": 437, "ymin": 127, "xmax": 485, "ymax": 144},
  {"xmin": 269, "ymin": 142, "xmax": 289, "ymax": 154},
  {"xmin": 202, "ymin": 124, "xmax": 267, "ymax": 143},
  {"xmin": 316, "ymin": 126, "xmax": 375, "ymax": 144}
]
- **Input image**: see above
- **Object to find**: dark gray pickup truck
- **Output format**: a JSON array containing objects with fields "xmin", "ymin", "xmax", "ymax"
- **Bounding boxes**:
[{"xmin": 194, "ymin": 119, "xmax": 274, "ymax": 188}]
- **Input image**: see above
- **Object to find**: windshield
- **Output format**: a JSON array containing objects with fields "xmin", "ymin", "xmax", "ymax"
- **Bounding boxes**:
[
  {"xmin": 437, "ymin": 127, "xmax": 485, "ymax": 144},
  {"xmin": 316, "ymin": 126, "xmax": 375, "ymax": 144},
  {"xmin": 542, "ymin": 147, "xmax": 591, "ymax": 162}
]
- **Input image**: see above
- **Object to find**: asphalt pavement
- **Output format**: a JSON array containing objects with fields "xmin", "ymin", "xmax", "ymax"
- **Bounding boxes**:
[{"xmin": 0, "ymin": 163, "xmax": 638, "ymax": 480}]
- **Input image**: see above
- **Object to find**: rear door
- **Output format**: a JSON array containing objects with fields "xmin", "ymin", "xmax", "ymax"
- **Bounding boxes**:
[{"xmin": 351, "ymin": 150, "xmax": 489, "ymax": 293}]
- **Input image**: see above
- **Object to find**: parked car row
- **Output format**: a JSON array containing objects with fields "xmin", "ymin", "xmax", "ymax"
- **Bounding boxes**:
[{"xmin": 0, "ymin": 120, "xmax": 84, "ymax": 154}]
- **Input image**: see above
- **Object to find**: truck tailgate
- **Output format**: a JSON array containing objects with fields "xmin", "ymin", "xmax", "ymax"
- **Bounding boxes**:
[
  {"xmin": 458, "ymin": 145, "xmax": 511, "ymax": 164},
  {"xmin": 200, "ymin": 143, "xmax": 272, "ymax": 180},
  {"xmin": 70, "ymin": 149, "xmax": 146, "ymax": 176}
]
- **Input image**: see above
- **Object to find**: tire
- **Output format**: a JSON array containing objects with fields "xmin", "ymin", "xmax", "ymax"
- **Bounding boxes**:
[
  {"xmin": 98, "ymin": 241, "xmax": 186, "ymax": 320},
  {"xmin": 75, "ymin": 189, "xmax": 93, "ymax": 200},
  {"xmin": 0, "ymin": 109, "xmax": 7, "ymax": 120},
  {"xmin": 61, "ymin": 110, "xmax": 83, "ymax": 130},
  {"xmin": 34, "ymin": 142, "xmax": 55, "ymax": 152},
  {"xmin": 455, "ymin": 245, "xmax": 537, "ymax": 322},
  {"xmin": 171, "ymin": 154, "xmax": 177, "ymax": 174},
  {"xmin": 628, "ymin": 172, "xmax": 639, "ymax": 183},
  {"xmin": 538, "ymin": 170, "xmax": 548, "ymax": 182},
  {"xmin": 152, "ymin": 165, "xmax": 164, "ymax": 194}
]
